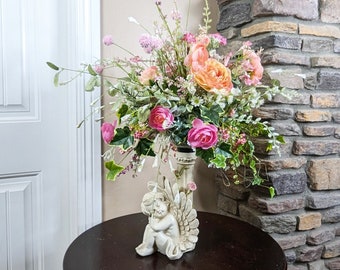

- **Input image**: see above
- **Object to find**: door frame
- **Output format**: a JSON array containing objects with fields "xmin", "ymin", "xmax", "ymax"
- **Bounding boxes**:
[{"xmin": 65, "ymin": 0, "xmax": 102, "ymax": 238}]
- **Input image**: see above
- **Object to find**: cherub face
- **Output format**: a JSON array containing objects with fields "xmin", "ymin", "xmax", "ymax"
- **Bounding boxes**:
[{"xmin": 153, "ymin": 198, "xmax": 168, "ymax": 218}]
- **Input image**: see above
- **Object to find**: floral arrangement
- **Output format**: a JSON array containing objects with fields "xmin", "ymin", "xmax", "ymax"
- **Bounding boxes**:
[{"xmin": 47, "ymin": 0, "xmax": 291, "ymax": 197}]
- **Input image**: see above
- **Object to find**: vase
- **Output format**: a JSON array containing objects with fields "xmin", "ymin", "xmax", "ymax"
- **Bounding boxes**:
[
  {"xmin": 135, "ymin": 145, "xmax": 199, "ymax": 260},
  {"xmin": 173, "ymin": 146, "xmax": 197, "ymax": 203}
]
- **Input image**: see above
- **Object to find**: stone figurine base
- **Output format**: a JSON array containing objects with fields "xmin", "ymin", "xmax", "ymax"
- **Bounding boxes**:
[{"xmin": 135, "ymin": 178, "xmax": 199, "ymax": 260}]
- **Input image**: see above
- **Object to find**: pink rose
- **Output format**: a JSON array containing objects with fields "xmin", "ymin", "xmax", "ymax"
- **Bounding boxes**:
[
  {"xmin": 101, "ymin": 120, "xmax": 117, "ymax": 144},
  {"xmin": 148, "ymin": 106, "xmax": 174, "ymax": 131},
  {"xmin": 187, "ymin": 119, "xmax": 218, "ymax": 149},
  {"xmin": 139, "ymin": 66, "xmax": 159, "ymax": 85}
]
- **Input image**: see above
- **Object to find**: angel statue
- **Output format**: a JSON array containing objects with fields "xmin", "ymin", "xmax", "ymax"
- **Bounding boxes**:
[{"xmin": 135, "ymin": 178, "xmax": 199, "ymax": 260}]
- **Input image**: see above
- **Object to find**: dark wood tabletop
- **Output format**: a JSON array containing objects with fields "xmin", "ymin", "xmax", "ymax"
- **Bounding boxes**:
[{"xmin": 63, "ymin": 211, "xmax": 287, "ymax": 270}]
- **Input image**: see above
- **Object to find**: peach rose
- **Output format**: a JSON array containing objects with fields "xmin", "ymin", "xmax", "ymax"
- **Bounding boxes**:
[
  {"xmin": 139, "ymin": 66, "xmax": 159, "ymax": 85},
  {"xmin": 184, "ymin": 40, "xmax": 209, "ymax": 72},
  {"xmin": 193, "ymin": 58, "xmax": 233, "ymax": 94}
]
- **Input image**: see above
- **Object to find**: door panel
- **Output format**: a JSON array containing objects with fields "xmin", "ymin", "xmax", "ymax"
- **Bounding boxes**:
[{"xmin": 0, "ymin": 0, "xmax": 101, "ymax": 269}]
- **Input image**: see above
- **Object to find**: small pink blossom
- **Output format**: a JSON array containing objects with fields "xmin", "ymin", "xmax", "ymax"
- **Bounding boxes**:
[
  {"xmin": 165, "ymin": 65, "xmax": 174, "ymax": 77},
  {"xmin": 224, "ymin": 52, "xmax": 233, "ymax": 66},
  {"xmin": 129, "ymin": 56, "xmax": 142, "ymax": 63},
  {"xmin": 148, "ymin": 106, "xmax": 174, "ymax": 131},
  {"xmin": 102, "ymin": 35, "xmax": 114, "ymax": 46},
  {"xmin": 94, "ymin": 65, "xmax": 104, "ymax": 74},
  {"xmin": 101, "ymin": 120, "xmax": 117, "ymax": 144},
  {"xmin": 187, "ymin": 181, "xmax": 197, "ymax": 191},
  {"xmin": 139, "ymin": 66, "xmax": 159, "ymax": 85},
  {"xmin": 182, "ymin": 33, "xmax": 196, "ymax": 44},
  {"xmin": 243, "ymin": 41, "xmax": 252, "ymax": 47},
  {"xmin": 221, "ymin": 129, "xmax": 230, "ymax": 141},
  {"xmin": 171, "ymin": 10, "xmax": 182, "ymax": 21},
  {"xmin": 187, "ymin": 119, "xmax": 218, "ymax": 149},
  {"xmin": 139, "ymin": 34, "xmax": 163, "ymax": 54},
  {"xmin": 209, "ymin": 33, "xmax": 227, "ymax": 46},
  {"xmin": 134, "ymin": 130, "xmax": 147, "ymax": 139},
  {"xmin": 236, "ymin": 133, "xmax": 247, "ymax": 146}
]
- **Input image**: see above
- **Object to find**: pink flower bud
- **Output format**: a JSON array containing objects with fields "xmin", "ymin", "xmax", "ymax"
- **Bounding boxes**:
[
  {"xmin": 187, "ymin": 181, "xmax": 197, "ymax": 191},
  {"xmin": 102, "ymin": 35, "xmax": 114, "ymax": 46},
  {"xmin": 101, "ymin": 120, "xmax": 117, "ymax": 144},
  {"xmin": 94, "ymin": 65, "xmax": 104, "ymax": 74}
]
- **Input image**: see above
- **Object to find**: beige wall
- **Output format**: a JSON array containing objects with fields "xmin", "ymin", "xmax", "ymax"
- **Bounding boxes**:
[{"xmin": 101, "ymin": 0, "xmax": 220, "ymax": 220}]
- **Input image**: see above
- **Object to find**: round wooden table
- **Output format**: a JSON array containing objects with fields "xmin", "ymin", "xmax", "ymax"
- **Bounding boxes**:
[{"xmin": 63, "ymin": 212, "xmax": 287, "ymax": 270}]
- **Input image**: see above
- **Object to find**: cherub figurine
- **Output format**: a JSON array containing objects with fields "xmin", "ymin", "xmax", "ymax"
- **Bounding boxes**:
[{"xmin": 136, "ymin": 178, "xmax": 199, "ymax": 260}]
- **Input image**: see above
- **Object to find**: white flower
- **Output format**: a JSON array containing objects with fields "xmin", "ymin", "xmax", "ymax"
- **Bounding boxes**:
[
  {"xmin": 128, "ymin": 16, "xmax": 140, "ymax": 25},
  {"xmin": 191, "ymin": 96, "xmax": 203, "ymax": 107}
]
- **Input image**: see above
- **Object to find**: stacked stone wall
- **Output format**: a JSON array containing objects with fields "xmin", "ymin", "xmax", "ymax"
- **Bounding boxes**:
[{"xmin": 216, "ymin": 0, "xmax": 340, "ymax": 269}]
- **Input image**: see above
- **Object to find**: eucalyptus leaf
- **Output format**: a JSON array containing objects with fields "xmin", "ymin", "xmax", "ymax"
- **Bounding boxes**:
[
  {"xmin": 85, "ymin": 77, "xmax": 97, "ymax": 91},
  {"xmin": 53, "ymin": 71, "xmax": 61, "ymax": 87},
  {"xmin": 87, "ymin": 64, "xmax": 97, "ymax": 76},
  {"xmin": 46, "ymin": 61, "xmax": 60, "ymax": 71}
]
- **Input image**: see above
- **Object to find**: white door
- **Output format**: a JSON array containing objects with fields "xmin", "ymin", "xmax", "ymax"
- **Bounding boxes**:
[{"xmin": 0, "ymin": 0, "xmax": 101, "ymax": 269}]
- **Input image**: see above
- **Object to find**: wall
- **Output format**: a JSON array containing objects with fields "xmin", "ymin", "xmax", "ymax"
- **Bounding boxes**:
[
  {"xmin": 216, "ymin": 0, "xmax": 340, "ymax": 269},
  {"xmin": 101, "ymin": 0, "xmax": 220, "ymax": 220}
]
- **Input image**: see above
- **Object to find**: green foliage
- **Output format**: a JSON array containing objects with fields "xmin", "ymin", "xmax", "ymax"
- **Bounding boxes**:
[
  {"xmin": 105, "ymin": 161, "xmax": 124, "ymax": 181},
  {"xmin": 211, "ymin": 154, "xmax": 226, "ymax": 169},
  {"xmin": 200, "ymin": 104, "xmax": 223, "ymax": 126},
  {"xmin": 85, "ymin": 76, "xmax": 100, "ymax": 91},
  {"xmin": 202, "ymin": 0, "xmax": 212, "ymax": 32},
  {"xmin": 117, "ymin": 104, "xmax": 129, "ymax": 122},
  {"xmin": 195, "ymin": 148, "xmax": 214, "ymax": 164},
  {"xmin": 53, "ymin": 71, "xmax": 61, "ymax": 87},
  {"xmin": 110, "ymin": 127, "xmax": 134, "ymax": 150},
  {"xmin": 135, "ymin": 138, "xmax": 156, "ymax": 157},
  {"xmin": 87, "ymin": 64, "xmax": 97, "ymax": 76},
  {"xmin": 46, "ymin": 62, "xmax": 59, "ymax": 71}
]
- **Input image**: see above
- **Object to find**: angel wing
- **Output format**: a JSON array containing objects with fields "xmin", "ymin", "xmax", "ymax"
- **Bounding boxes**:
[{"xmin": 162, "ymin": 178, "xmax": 200, "ymax": 253}]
